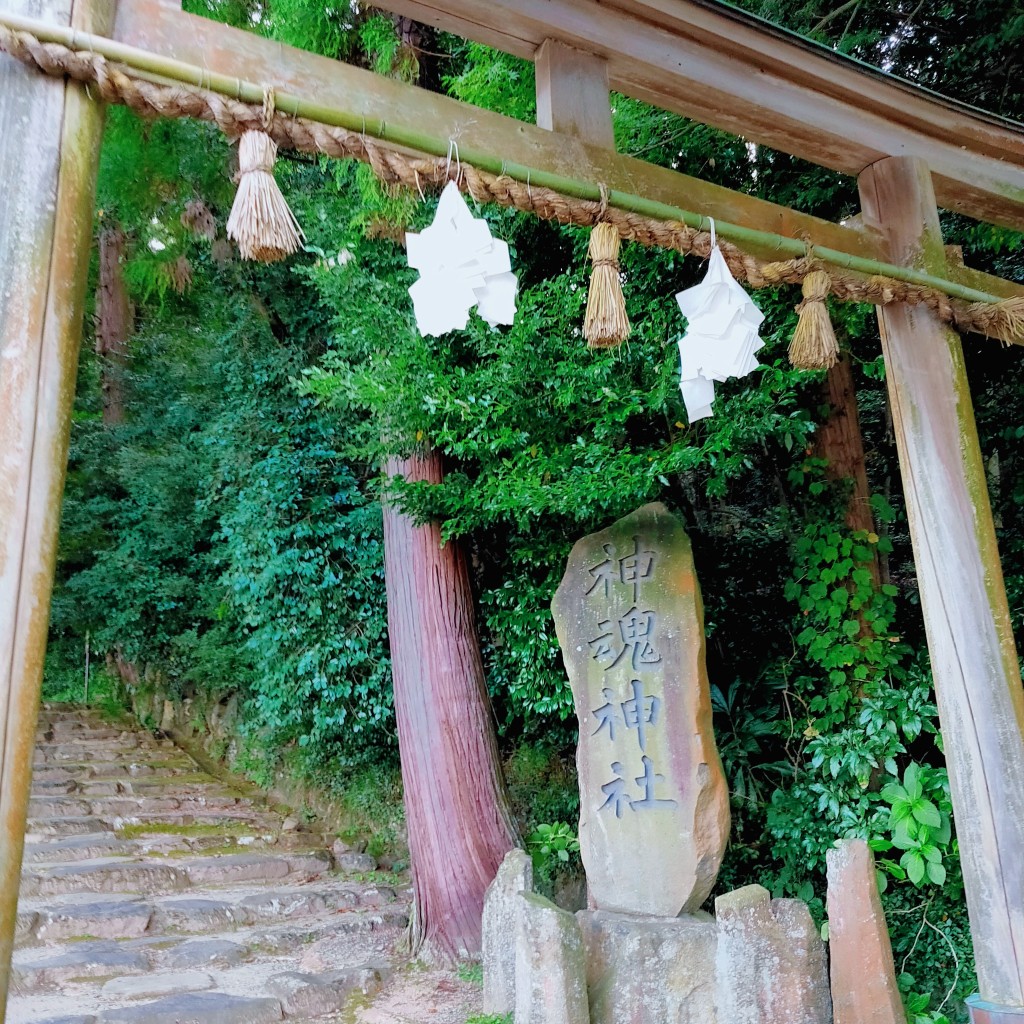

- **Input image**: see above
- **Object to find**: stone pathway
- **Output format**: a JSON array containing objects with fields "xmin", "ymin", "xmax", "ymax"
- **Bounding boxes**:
[{"xmin": 11, "ymin": 705, "xmax": 474, "ymax": 1024}]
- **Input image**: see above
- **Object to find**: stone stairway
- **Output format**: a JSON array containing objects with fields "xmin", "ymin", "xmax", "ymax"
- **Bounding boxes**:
[{"xmin": 10, "ymin": 706, "xmax": 412, "ymax": 1024}]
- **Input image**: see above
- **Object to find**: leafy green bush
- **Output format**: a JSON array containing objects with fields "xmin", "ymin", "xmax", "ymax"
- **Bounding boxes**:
[{"xmin": 526, "ymin": 822, "xmax": 580, "ymax": 869}]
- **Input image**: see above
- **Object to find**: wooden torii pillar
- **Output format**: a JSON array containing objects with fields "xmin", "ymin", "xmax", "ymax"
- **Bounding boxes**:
[
  {"xmin": 859, "ymin": 157, "xmax": 1024, "ymax": 1017},
  {"xmin": 0, "ymin": 0, "xmax": 112, "ymax": 1013}
]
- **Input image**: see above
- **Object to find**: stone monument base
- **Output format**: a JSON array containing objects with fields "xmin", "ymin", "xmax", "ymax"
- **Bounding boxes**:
[
  {"xmin": 578, "ymin": 909, "xmax": 718, "ymax": 1024},
  {"xmin": 490, "ymin": 850, "xmax": 833, "ymax": 1024}
]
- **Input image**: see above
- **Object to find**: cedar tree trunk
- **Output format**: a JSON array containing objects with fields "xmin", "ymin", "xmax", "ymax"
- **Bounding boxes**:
[
  {"xmin": 382, "ymin": 449, "xmax": 519, "ymax": 961},
  {"xmin": 815, "ymin": 351, "xmax": 880, "ymax": 585},
  {"xmin": 95, "ymin": 226, "xmax": 132, "ymax": 425}
]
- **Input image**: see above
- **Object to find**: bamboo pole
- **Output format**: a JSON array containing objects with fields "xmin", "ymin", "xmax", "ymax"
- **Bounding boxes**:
[
  {"xmin": 0, "ymin": 1, "xmax": 113, "ymax": 1015},
  {"xmin": 0, "ymin": 10, "xmax": 1016, "ymax": 309}
]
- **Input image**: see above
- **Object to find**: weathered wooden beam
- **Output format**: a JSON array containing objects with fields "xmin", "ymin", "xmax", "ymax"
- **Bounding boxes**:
[
  {"xmin": 858, "ymin": 156, "xmax": 1024, "ymax": 1009},
  {"xmin": 0, "ymin": 0, "xmax": 113, "ymax": 1011},
  {"xmin": 108, "ymin": 0, "xmax": 872, "ymax": 267},
  {"xmin": 367, "ymin": 0, "xmax": 1024, "ymax": 233},
  {"xmin": 535, "ymin": 38, "xmax": 614, "ymax": 150},
  {"xmin": 108, "ymin": 0, "xmax": 1024, "ymax": 305}
]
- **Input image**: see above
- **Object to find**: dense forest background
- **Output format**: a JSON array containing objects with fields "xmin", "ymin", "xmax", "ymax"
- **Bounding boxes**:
[{"xmin": 43, "ymin": 2, "xmax": 1024, "ymax": 1020}]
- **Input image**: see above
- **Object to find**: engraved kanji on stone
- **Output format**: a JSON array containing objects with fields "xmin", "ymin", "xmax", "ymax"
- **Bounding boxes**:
[
  {"xmin": 619, "ymin": 536, "xmax": 656, "ymax": 602},
  {"xmin": 589, "ymin": 609, "xmax": 662, "ymax": 672},
  {"xmin": 621, "ymin": 679, "xmax": 662, "ymax": 753},
  {"xmin": 599, "ymin": 762, "xmax": 631, "ymax": 819},
  {"xmin": 598, "ymin": 754, "xmax": 676, "ymax": 817},
  {"xmin": 585, "ymin": 536, "xmax": 655, "ymax": 602},
  {"xmin": 631, "ymin": 755, "xmax": 677, "ymax": 811},
  {"xmin": 552, "ymin": 502, "xmax": 731, "ymax": 917},
  {"xmin": 591, "ymin": 688, "xmax": 622, "ymax": 742}
]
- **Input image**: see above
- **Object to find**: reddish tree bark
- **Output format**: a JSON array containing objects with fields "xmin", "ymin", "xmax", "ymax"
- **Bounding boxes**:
[
  {"xmin": 815, "ymin": 351, "xmax": 881, "ymax": 585},
  {"xmin": 95, "ymin": 226, "xmax": 132, "ymax": 425},
  {"xmin": 382, "ymin": 449, "xmax": 519, "ymax": 960}
]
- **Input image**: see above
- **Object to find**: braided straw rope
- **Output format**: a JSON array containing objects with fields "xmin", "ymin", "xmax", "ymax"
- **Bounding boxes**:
[{"xmin": 3, "ymin": 23, "xmax": 1022, "ymax": 345}]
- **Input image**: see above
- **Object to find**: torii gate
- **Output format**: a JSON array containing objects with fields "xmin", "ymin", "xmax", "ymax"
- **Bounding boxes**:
[{"xmin": 2, "ymin": 0, "xmax": 1024, "ymax": 1020}]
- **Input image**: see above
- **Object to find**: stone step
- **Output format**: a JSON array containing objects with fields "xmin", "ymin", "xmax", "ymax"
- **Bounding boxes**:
[
  {"xmin": 44, "ymin": 727, "xmax": 127, "ymax": 743},
  {"xmin": 161, "ymin": 938, "xmax": 248, "ymax": 970},
  {"xmin": 28, "ymin": 798, "xmax": 94, "ymax": 819},
  {"xmin": 97, "ymin": 992, "xmax": 284, "ymax": 1024},
  {"xmin": 12, "ymin": 941, "xmax": 151, "ymax": 992},
  {"xmin": 28, "ymin": 796, "xmax": 254, "ymax": 823},
  {"xmin": 16, "ymin": 912, "xmax": 37, "ymax": 945},
  {"xmin": 32, "ymin": 768, "xmax": 78, "ymax": 784},
  {"xmin": 32, "ymin": 779, "xmax": 79, "ymax": 794},
  {"xmin": 149, "ymin": 898, "xmax": 247, "ymax": 934},
  {"xmin": 104, "ymin": 811, "xmax": 273, "ymax": 830},
  {"xmin": 74, "ymin": 782, "xmax": 127, "ymax": 798},
  {"xmin": 27, "ymin": 817, "xmax": 115, "ymax": 837},
  {"xmin": 35, "ymin": 740, "xmax": 145, "ymax": 755},
  {"xmin": 84, "ymin": 798, "xmax": 195, "ymax": 817},
  {"xmin": 266, "ymin": 968, "xmax": 385, "ymax": 1018},
  {"xmin": 18, "ymin": 882, "xmax": 400, "ymax": 946},
  {"xmin": 21, "ymin": 860, "xmax": 191, "ymax": 899},
  {"xmin": 33, "ymin": 760, "xmax": 197, "ymax": 777},
  {"xmin": 101, "ymin": 970, "xmax": 216, "ymax": 1001},
  {"xmin": 33, "ymin": 750, "xmax": 155, "ymax": 767},
  {"xmin": 13, "ymin": 708, "xmax": 413, "ymax": 1024},
  {"xmin": 24, "ymin": 834, "xmax": 136, "ymax": 864},
  {"xmin": 33, "ymin": 899, "xmax": 153, "ymax": 943},
  {"xmin": 182, "ymin": 852, "xmax": 332, "ymax": 888},
  {"xmin": 21, "ymin": 849, "xmax": 331, "ymax": 899}
]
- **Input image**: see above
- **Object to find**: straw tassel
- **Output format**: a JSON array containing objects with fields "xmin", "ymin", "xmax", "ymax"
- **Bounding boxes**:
[
  {"xmin": 789, "ymin": 269, "xmax": 839, "ymax": 370},
  {"xmin": 226, "ymin": 90, "xmax": 303, "ymax": 263},
  {"xmin": 584, "ymin": 222, "xmax": 631, "ymax": 348}
]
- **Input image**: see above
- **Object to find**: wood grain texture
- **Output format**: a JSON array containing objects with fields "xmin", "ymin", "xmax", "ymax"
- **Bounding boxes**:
[
  {"xmin": 859, "ymin": 156, "xmax": 1024, "ymax": 1007},
  {"xmin": 109, "ymin": 0, "xmax": 1024, "ymax": 301},
  {"xmin": 382, "ymin": 451, "xmax": 519, "ymax": 960},
  {"xmin": 536, "ymin": 38, "xmax": 614, "ymax": 149},
  {"xmin": 365, "ymin": 0, "xmax": 1024, "ymax": 232},
  {"xmin": 95, "ymin": 225, "xmax": 131, "ymax": 424},
  {"xmin": 110, "ymin": 0, "xmax": 878, "ymax": 266},
  {"xmin": 0, "ymin": 0, "xmax": 111, "ymax": 1010},
  {"xmin": 814, "ymin": 352, "xmax": 877, "ymax": 560}
]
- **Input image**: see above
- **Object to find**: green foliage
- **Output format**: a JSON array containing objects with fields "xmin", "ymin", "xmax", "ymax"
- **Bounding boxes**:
[
  {"xmin": 876, "ymin": 764, "xmax": 953, "ymax": 889},
  {"xmin": 41, "ymin": 663, "xmax": 127, "ymax": 721},
  {"xmin": 526, "ymin": 822, "xmax": 581, "ymax": 869},
  {"xmin": 456, "ymin": 961, "xmax": 484, "ymax": 986},
  {"xmin": 900, "ymin": 973, "xmax": 952, "ymax": 1024}
]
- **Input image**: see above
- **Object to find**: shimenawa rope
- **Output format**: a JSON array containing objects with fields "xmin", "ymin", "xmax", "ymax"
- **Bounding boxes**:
[{"xmin": 2, "ymin": 23, "xmax": 1022, "ymax": 347}]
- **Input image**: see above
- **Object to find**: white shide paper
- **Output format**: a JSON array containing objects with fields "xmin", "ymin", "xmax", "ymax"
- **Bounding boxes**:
[
  {"xmin": 406, "ymin": 182, "xmax": 518, "ymax": 336},
  {"xmin": 675, "ymin": 245, "xmax": 765, "ymax": 422}
]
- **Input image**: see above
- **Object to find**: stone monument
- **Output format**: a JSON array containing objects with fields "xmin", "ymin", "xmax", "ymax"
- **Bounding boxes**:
[
  {"xmin": 716, "ymin": 884, "xmax": 833, "ymax": 1024},
  {"xmin": 493, "ymin": 503, "xmax": 832, "ymax": 1024},
  {"xmin": 482, "ymin": 848, "xmax": 533, "ymax": 1014},
  {"xmin": 552, "ymin": 502, "xmax": 730, "ymax": 916},
  {"xmin": 827, "ymin": 839, "xmax": 906, "ymax": 1024}
]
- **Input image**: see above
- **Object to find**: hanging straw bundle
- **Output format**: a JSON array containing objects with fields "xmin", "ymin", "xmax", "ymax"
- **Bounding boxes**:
[
  {"xmin": 226, "ymin": 90, "xmax": 304, "ymax": 263},
  {"xmin": 789, "ymin": 269, "xmax": 839, "ymax": 370},
  {"xmin": 584, "ymin": 222, "xmax": 631, "ymax": 348}
]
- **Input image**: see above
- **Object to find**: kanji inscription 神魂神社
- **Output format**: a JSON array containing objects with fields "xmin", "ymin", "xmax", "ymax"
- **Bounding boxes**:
[{"xmin": 552, "ymin": 503, "xmax": 730, "ymax": 917}]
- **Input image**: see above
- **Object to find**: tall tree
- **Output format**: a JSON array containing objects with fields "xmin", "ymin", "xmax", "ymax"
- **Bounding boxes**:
[
  {"xmin": 814, "ymin": 351, "xmax": 880, "ymax": 583},
  {"xmin": 94, "ymin": 225, "xmax": 132, "ymax": 425},
  {"xmin": 382, "ymin": 449, "xmax": 519, "ymax": 959}
]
